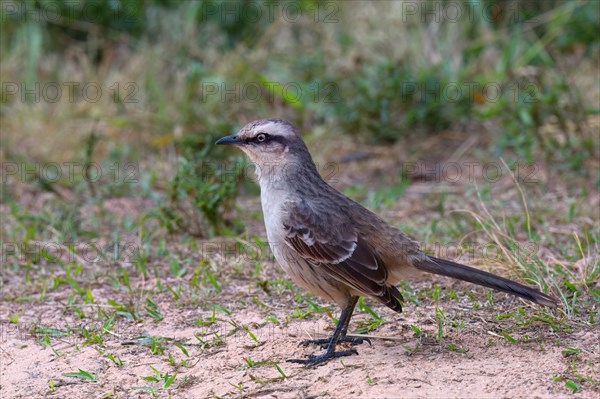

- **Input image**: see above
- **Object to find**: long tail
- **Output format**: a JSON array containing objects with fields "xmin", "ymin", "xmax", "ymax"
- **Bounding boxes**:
[{"xmin": 413, "ymin": 256, "xmax": 557, "ymax": 307}]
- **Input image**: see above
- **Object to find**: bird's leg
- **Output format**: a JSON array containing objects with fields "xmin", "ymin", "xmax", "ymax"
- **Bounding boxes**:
[
  {"xmin": 288, "ymin": 297, "xmax": 368, "ymax": 365},
  {"xmin": 298, "ymin": 297, "xmax": 371, "ymax": 349}
]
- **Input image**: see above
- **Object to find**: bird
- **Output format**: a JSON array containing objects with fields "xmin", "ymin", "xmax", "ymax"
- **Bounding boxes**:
[{"xmin": 215, "ymin": 119, "xmax": 558, "ymax": 365}]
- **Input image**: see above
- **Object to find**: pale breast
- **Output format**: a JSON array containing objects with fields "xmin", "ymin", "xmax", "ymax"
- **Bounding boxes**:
[
  {"xmin": 258, "ymin": 183, "xmax": 350, "ymax": 307},
  {"xmin": 260, "ymin": 183, "xmax": 286, "ymax": 244}
]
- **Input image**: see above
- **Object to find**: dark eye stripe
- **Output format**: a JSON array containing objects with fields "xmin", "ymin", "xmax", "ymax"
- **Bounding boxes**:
[
  {"xmin": 267, "ymin": 135, "xmax": 287, "ymax": 144},
  {"xmin": 249, "ymin": 133, "xmax": 287, "ymax": 145}
]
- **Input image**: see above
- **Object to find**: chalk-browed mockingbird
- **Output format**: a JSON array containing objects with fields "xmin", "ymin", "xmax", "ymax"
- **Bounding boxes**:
[{"xmin": 216, "ymin": 119, "xmax": 557, "ymax": 365}]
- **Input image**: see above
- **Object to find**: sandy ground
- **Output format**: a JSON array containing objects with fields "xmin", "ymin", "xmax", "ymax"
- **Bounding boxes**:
[{"xmin": 1, "ymin": 278, "xmax": 598, "ymax": 399}]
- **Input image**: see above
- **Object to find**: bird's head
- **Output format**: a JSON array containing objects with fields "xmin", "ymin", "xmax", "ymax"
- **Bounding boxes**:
[{"xmin": 216, "ymin": 119, "xmax": 315, "ymax": 181}]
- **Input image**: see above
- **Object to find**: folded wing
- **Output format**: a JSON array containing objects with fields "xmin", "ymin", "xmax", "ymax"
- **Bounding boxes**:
[{"xmin": 282, "ymin": 200, "xmax": 404, "ymax": 312}]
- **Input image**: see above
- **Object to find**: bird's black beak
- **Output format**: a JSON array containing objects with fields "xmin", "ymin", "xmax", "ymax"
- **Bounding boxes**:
[{"xmin": 215, "ymin": 135, "xmax": 243, "ymax": 146}]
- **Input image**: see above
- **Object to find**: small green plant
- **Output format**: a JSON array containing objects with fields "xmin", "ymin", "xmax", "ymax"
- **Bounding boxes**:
[
  {"xmin": 244, "ymin": 358, "xmax": 287, "ymax": 384},
  {"xmin": 105, "ymin": 352, "xmax": 124, "ymax": 367},
  {"xmin": 355, "ymin": 297, "xmax": 385, "ymax": 333},
  {"xmin": 501, "ymin": 331, "xmax": 519, "ymax": 345},
  {"xmin": 565, "ymin": 380, "xmax": 581, "ymax": 393},
  {"xmin": 134, "ymin": 366, "xmax": 179, "ymax": 396},
  {"xmin": 446, "ymin": 342, "xmax": 466, "ymax": 353},
  {"xmin": 62, "ymin": 368, "xmax": 96, "ymax": 382},
  {"xmin": 410, "ymin": 324, "xmax": 423, "ymax": 337},
  {"xmin": 145, "ymin": 297, "xmax": 164, "ymax": 322},
  {"xmin": 160, "ymin": 148, "xmax": 243, "ymax": 238},
  {"xmin": 435, "ymin": 307, "xmax": 446, "ymax": 341}
]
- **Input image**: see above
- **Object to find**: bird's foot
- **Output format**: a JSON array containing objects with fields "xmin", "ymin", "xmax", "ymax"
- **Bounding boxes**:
[
  {"xmin": 286, "ymin": 348, "xmax": 358, "ymax": 365},
  {"xmin": 298, "ymin": 335, "xmax": 371, "ymax": 349}
]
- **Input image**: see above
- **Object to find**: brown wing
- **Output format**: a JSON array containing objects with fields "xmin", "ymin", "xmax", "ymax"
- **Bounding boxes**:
[{"xmin": 282, "ymin": 200, "xmax": 403, "ymax": 312}]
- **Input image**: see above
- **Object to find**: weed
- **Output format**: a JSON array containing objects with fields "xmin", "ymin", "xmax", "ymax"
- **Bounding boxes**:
[{"xmin": 160, "ymin": 149, "xmax": 243, "ymax": 238}]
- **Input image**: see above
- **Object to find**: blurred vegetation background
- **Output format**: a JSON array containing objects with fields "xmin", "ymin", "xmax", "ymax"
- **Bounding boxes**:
[
  {"xmin": 1, "ymin": 5, "xmax": 599, "ymax": 394},
  {"xmin": 1, "ymin": 5, "xmax": 600, "ymax": 391},
  {"xmin": 1, "ymin": 0, "xmax": 598, "ymax": 237}
]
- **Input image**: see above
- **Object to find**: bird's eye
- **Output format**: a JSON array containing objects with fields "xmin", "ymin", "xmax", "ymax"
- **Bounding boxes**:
[{"xmin": 256, "ymin": 133, "xmax": 268, "ymax": 143}]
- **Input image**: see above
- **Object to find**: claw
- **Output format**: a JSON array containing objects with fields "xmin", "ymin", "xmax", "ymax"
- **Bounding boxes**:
[
  {"xmin": 299, "ymin": 335, "xmax": 371, "ymax": 349},
  {"xmin": 344, "ymin": 336, "xmax": 372, "ymax": 347},
  {"xmin": 298, "ymin": 338, "xmax": 330, "ymax": 348},
  {"xmin": 287, "ymin": 348, "xmax": 358, "ymax": 365},
  {"xmin": 289, "ymin": 297, "xmax": 365, "ymax": 366}
]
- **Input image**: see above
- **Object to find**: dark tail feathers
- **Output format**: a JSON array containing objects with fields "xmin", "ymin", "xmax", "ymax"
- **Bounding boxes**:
[{"xmin": 413, "ymin": 256, "xmax": 557, "ymax": 307}]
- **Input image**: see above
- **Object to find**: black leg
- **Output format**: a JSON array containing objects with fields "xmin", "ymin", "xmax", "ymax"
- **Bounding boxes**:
[
  {"xmin": 338, "ymin": 297, "xmax": 356, "ymax": 336},
  {"xmin": 288, "ymin": 297, "xmax": 368, "ymax": 365},
  {"xmin": 298, "ymin": 296, "xmax": 371, "ymax": 349}
]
